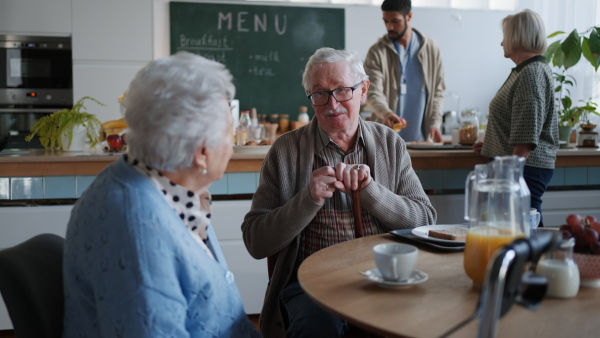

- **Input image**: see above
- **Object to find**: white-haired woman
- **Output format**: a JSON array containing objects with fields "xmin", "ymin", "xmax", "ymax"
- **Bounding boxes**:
[
  {"xmin": 474, "ymin": 9, "xmax": 558, "ymax": 227},
  {"xmin": 63, "ymin": 52, "xmax": 261, "ymax": 337}
]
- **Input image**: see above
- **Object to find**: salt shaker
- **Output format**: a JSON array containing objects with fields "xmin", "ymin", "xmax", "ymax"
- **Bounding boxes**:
[{"xmin": 536, "ymin": 238, "xmax": 580, "ymax": 298}]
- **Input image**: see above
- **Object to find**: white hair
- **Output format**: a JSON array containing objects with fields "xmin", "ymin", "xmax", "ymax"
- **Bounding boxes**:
[
  {"xmin": 124, "ymin": 51, "xmax": 235, "ymax": 171},
  {"xmin": 302, "ymin": 47, "xmax": 369, "ymax": 92}
]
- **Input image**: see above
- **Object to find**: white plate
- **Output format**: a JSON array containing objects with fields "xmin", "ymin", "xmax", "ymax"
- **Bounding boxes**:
[
  {"xmin": 359, "ymin": 268, "xmax": 428, "ymax": 289},
  {"xmin": 411, "ymin": 224, "xmax": 469, "ymax": 244},
  {"xmin": 233, "ymin": 145, "xmax": 271, "ymax": 154}
]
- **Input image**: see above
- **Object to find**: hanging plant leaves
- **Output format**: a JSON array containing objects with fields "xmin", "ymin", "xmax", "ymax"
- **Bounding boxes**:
[
  {"xmin": 552, "ymin": 46, "xmax": 566, "ymax": 68},
  {"xmin": 543, "ymin": 40, "xmax": 561, "ymax": 64},
  {"xmin": 582, "ymin": 29, "xmax": 600, "ymax": 71},
  {"xmin": 560, "ymin": 29, "xmax": 582, "ymax": 69}
]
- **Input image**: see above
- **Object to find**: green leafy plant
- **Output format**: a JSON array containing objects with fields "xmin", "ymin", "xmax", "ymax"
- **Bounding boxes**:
[
  {"xmin": 577, "ymin": 98, "xmax": 600, "ymax": 125},
  {"xmin": 553, "ymin": 70, "xmax": 579, "ymax": 127},
  {"xmin": 544, "ymin": 26, "xmax": 600, "ymax": 71},
  {"xmin": 545, "ymin": 26, "xmax": 600, "ymax": 128},
  {"xmin": 25, "ymin": 96, "xmax": 104, "ymax": 150}
]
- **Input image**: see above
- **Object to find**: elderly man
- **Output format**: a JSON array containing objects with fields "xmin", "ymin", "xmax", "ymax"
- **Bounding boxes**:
[{"xmin": 242, "ymin": 47, "xmax": 436, "ymax": 338}]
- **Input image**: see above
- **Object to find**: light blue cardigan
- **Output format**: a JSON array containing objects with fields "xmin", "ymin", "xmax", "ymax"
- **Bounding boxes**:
[{"xmin": 63, "ymin": 157, "xmax": 260, "ymax": 337}]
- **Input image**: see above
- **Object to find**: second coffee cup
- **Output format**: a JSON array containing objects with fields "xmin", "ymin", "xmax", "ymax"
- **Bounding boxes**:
[{"xmin": 373, "ymin": 243, "xmax": 418, "ymax": 281}]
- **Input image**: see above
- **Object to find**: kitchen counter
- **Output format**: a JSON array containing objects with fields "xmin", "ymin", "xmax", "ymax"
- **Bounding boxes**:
[{"xmin": 0, "ymin": 146, "xmax": 599, "ymax": 177}]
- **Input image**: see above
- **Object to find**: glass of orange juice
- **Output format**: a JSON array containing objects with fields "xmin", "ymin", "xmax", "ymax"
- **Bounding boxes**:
[{"xmin": 463, "ymin": 224, "xmax": 524, "ymax": 288}]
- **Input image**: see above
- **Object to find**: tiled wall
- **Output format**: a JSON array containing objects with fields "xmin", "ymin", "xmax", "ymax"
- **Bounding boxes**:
[
  {"xmin": 0, "ymin": 172, "xmax": 261, "ymax": 200},
  {"xmin": 0, "ymin": 167, "xmax": 597, "ymax": 200}
]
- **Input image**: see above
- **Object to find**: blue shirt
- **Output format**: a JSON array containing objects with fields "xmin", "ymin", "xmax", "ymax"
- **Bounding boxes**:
[{"xmin": 394, "ymin": 32, "xmax": 426, "ymax": 141}]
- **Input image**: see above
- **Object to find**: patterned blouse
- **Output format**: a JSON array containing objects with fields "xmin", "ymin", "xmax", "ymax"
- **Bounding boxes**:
[
  {"xmin": 482, "ymin": 55, "xmax": 558, "ymax": 169},
  {"xmin": 124, "ymin": 154, "xmax": 215, "ymax": 259}
]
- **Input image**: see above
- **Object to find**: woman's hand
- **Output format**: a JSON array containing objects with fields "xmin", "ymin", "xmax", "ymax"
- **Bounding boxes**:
[
  {"xmin": 333, "ymin": 162, "xmax": 372, "ymax": 194},
  {"xmin": 473, "ymin": 141, "xmax": 483, "ymax": 153}
]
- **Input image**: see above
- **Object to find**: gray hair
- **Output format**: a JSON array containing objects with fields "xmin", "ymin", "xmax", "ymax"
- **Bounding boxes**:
[
  {"xmin": 124, "ymin": 51, "xmax": 235, "ymax": 171},
  {"xmin": 502, "ymin": 9, "xmax": 547, "ymax": 55},
  {"xmin": 302, "ymin": 48, "xmax": 369, "ymax": 92}
]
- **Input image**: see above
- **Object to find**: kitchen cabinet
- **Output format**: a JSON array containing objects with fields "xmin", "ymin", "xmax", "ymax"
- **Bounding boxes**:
[{"xmin": 0, "ymin": 0, "xmax": 71, "ymax": 35}]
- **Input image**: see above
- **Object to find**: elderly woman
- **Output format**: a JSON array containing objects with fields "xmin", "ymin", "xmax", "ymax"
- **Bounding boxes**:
[
  {"xmin": 62, "ymin": 52, "xmax": 260, "ymax": 337},
  {"xmin": 474, "ymin": 9, "xmax": 558, "ymax": 227}
]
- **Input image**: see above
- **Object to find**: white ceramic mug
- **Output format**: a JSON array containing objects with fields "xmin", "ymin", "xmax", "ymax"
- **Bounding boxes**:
[{"xmin": 373, "ymin": 243, "xmax": 418, "ymax": 281}]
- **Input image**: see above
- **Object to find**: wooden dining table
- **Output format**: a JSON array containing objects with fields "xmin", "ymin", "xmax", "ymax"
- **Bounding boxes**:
[{"xmin": 297, "ymin": 233, "xmax": 600, "ymax": 338}]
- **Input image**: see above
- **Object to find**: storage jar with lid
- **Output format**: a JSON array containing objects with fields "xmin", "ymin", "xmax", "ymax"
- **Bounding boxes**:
[{"xmin": 459, "ymin": 109, "xmax": 479, "ymax": 145}]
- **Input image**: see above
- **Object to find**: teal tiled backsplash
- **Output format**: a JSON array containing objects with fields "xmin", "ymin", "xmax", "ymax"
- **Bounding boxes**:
[{"xmin": 0, "ymin": 167, "xmax": 596, "ymax": 200}]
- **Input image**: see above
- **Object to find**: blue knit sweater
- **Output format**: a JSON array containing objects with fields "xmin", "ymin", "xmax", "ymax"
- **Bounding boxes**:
[{"xmin": 63, "ymin": 158, "xmax": 260, "ymax": 337}]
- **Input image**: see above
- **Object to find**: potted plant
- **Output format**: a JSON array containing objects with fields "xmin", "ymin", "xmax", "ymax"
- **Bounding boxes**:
[
  {"xmin": 25, "ymin": 96, "xmax": 104, "ymax": 151},
  {"xmin": 544, "ymin": 26, "xmax": 600, "ymax": 142},
  {"xmin": 577, "ymin": 98, "xmax": 600, "ymax": 130}
]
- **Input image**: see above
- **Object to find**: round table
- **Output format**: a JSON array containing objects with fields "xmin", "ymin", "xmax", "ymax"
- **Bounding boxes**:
[{"xmin": 298, "ymin": 233, "xmax": 600, "ymax": 338}]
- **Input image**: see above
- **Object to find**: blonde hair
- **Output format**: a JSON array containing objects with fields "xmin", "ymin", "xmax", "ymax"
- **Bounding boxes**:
[{"xmin": 502, "ymin": 9, "xmax": 547, "ymax": 55}]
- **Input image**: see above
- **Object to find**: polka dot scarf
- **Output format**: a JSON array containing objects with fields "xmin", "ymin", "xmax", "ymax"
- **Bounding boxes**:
[{"xmin": 125, "ymin": 155, "xmax": 214, "ymax": 260}]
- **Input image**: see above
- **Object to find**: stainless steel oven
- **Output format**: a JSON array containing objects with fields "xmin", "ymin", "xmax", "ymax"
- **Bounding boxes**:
[{"xmin": 0, "ymin": 35, "xmax": 73, "ymax": 148}]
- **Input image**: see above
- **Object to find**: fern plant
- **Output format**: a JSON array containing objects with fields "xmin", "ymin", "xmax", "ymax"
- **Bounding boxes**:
[{"xmin": 26, "ymin": 96, "xmax": 104, "ymax": 150}]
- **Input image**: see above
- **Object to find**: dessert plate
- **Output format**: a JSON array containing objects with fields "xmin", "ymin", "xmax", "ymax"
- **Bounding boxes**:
[
  {"xmin": 359, "ymin": 268, "xmax": 428, "ymax": 289},
  {"xmin": 411, "ymin": 224, "xmax": 469, "ymax": 244}
]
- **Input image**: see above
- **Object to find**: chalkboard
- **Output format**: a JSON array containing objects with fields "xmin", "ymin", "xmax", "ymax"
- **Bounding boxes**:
[{"xmin": 169, "ymin": 2, "xmax": 345, "ymax": 119}]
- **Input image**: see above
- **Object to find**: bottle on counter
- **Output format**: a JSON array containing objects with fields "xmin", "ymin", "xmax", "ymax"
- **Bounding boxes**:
[
  {"xmin": 250, "ymin": 107, "xmax": 258, "ymax": 127},
  {"xmin": 278, "ymin": 114, "xmax": 290, "ymax": 134},
  {"xmin": 237, "ymin": 111, "xmax": 251, "ymax": 145},
  {"xmin": 298, "ymin": 106, "xmax": 309, "ymax": 123},
  {"xmin": 536, "ymin": 238, "xmax": 580, "ymax": 298}
]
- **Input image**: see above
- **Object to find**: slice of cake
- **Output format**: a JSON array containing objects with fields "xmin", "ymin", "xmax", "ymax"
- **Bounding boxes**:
[{"xmin": 428, "ymin": 227, "xmax": 468, "ymax": 241}]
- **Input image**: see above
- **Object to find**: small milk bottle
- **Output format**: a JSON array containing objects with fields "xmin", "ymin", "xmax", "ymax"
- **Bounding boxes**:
[
  {"xmin": 536, "ymin": 238, "xmax": 580, "ymax": 298},
  {"xmin": 237, "ymin": 111, "xmax": 251, "ymax": 145}
]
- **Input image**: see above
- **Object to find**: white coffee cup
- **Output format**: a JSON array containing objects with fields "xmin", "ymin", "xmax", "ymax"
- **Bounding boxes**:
[
  {"xmin": 373, "ymin": 243, "xmax": 418, "ymax": 281},
  {"xmin": 530, "ymin": 208, "xmax": 541, "ymax": 230}
]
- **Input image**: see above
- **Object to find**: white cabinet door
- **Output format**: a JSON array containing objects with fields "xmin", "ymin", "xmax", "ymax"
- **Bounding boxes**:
[
  {"xmin": 72, "ymin": 0, "xmax": 152, "ymax": 61},
  {"xmin": 0, "ymin": 0, "xmax": 71, "ymax": 35},
  {"xmin": 212, "ymin": 200, "xmax": 268, "ymax": 314}
]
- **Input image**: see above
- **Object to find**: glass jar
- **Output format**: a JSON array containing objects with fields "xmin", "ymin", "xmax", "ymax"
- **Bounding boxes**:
[
  {"xmin": 536, "ymin": 238, "xmax": 580, "ymax": 298},
  {"xmin": 278, "ymin": 114, "xmax": 290, "ymax": 134},
  {"xmin": 459, "ymin": 110, "xmax": 479, "ymax": 145}
]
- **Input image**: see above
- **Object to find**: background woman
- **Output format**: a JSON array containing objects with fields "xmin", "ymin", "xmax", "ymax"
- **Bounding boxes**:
[
  {"xmin": 473, "ymin": 9, "xmax": 558, "ymax": 227},
  {"xmin": 62, "ymin": 52, "xmax": 260, "ymax": 337}
]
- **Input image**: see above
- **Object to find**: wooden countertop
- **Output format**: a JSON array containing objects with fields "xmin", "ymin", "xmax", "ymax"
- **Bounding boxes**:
[{"xmin": 1, "ymin": 145, "xmax": 599, "ymax": 177}]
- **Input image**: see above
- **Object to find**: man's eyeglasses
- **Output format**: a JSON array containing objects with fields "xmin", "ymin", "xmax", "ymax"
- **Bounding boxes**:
[{"xmin": 307, "ymin": 81, "xmax": 364, "ymax": 106}]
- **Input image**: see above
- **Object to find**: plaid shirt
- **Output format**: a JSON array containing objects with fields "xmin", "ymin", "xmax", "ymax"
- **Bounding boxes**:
[{"xmin": 298, "ymin": 123, "xmax": 381, "ymax": 262}]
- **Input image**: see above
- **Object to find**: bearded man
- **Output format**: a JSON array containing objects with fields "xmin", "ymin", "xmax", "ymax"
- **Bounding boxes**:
[{"xmin": 364, "ymin": 0, "xmax": 446, "ymax": 143}]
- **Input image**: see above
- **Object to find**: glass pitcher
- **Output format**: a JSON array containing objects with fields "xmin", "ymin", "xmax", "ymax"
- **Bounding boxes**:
[{"xmin": 463, "ymin": 155, "xmax": 530, "ymax": 287}]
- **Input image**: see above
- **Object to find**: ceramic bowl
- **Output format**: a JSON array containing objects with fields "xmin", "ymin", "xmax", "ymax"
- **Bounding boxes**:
[{"xmin": 573, "ymin": 253, "xmax": 600, "ymax": 287}]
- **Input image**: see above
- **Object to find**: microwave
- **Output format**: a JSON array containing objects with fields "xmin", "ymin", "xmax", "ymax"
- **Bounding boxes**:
[{"xmin": 0, "ymin": 34, "xmax": 73, "ymax": 108}]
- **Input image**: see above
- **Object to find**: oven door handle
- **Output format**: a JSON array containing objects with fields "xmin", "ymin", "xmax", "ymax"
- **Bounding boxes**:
[{"xmin": 0, "ymin": 108, "xmax": 64, "ymax": 113}]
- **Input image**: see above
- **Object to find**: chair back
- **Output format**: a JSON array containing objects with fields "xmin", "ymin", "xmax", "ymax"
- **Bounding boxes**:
[{"xmin": 0, "ymin": 233, "xmax": 65, "ymax": 338}]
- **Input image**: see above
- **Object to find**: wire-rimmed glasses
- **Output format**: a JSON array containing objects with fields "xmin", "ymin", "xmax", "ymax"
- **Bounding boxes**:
[{"xmin": 307, "ymin": 81, "xmax": 364, "ymax": 106}]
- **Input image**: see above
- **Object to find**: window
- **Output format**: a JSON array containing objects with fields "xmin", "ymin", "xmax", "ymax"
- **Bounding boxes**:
[{"xmin": 245, "ymin": 0, "xmax": 517, "ymax": 10}]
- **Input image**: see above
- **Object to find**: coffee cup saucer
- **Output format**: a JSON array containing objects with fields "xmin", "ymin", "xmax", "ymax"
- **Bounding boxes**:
[{"xmin": 359, "ymin": 268, "xmax": 429, "ymax": 289}]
